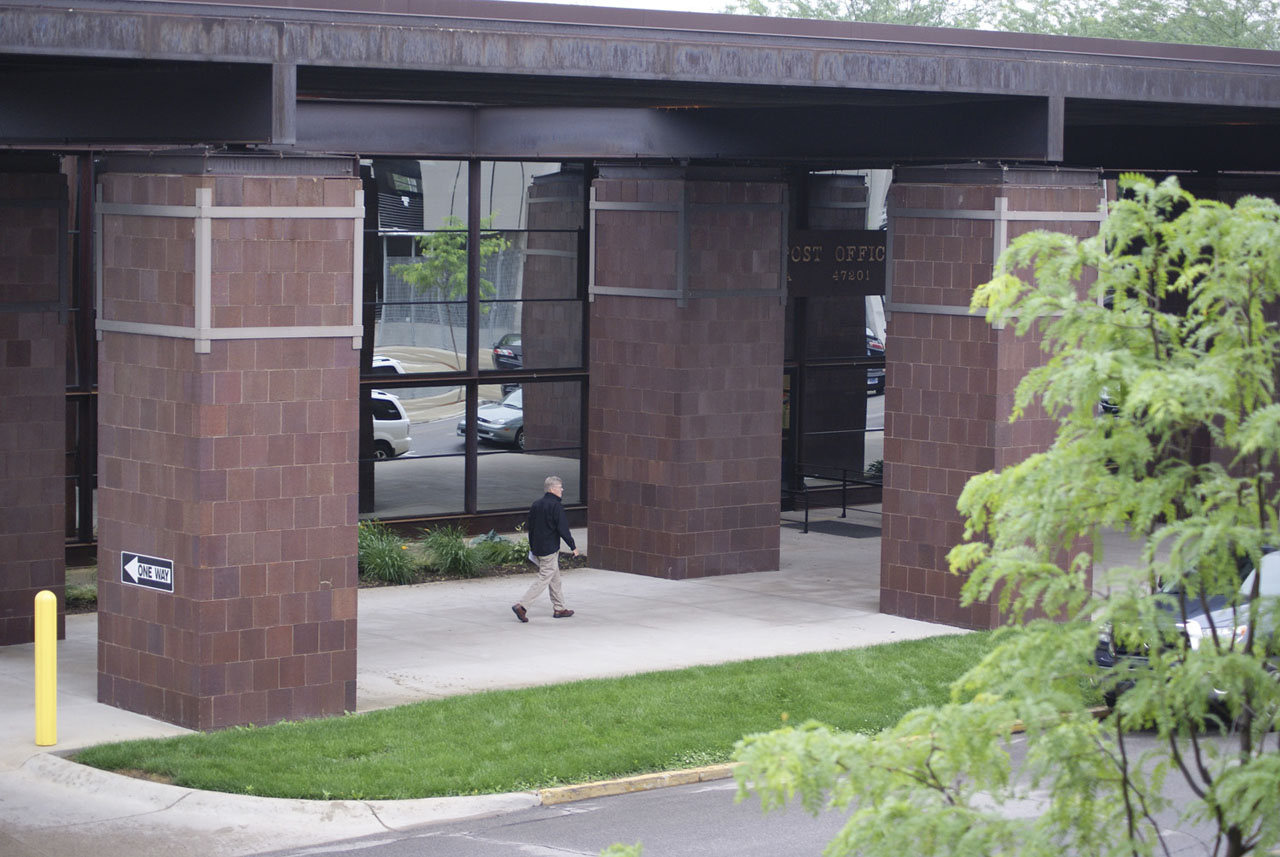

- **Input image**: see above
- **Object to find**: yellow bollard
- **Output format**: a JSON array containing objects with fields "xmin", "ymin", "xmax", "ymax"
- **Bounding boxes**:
[{"xmin": 34, "ymin": 590, "xmax": 57, "ymax": 746}]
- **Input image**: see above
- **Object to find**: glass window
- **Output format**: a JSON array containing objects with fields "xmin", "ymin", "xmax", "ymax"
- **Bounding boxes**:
[
  {"xmin": 369, "ymin": 162, "xmax": 585, "ymax": 377},
  {"xmin": 487, "ymin": 229, "xmax": 581, "ymax": 299},
  {"xmin": 374, "ymin": 159, "xmax": 428, "ymax": 232},
  {"xmin": 864, "ymin": 374, "xmax": 885, "ymax": 478},
  {"xmin": 64, "ymin": 395, "xmax": 96, "ymax": 542},
  {"xmin": 360, "ymin": 382, "xmax": 467, "ymax": 519},
  {"xmin": 479, "ymin": 162, "xmax": 576, "ymax": 230},
  {"xmin": 801, "ymin": 365, "xmax": 870, "ymax": 477},
  {"xmin": 363, "ymin": 452, "xmax": 467, "ymax": 519},
  {"xmin": 377, "ymin": 160, "xmax": 469, "ymax": 232},
  {"xmin": 804, "ymin": 296, "xmax": 869, "ymax": 361},
  {"xmin": 481, "ymin": 299, "xmax": 584, "ymax": 373},
  {"xmin": 479, "ymin": 225, "xmax": 583, "ymax": 373},
  {"xmin": 361, "ymin": 160, "xmax": 588, "ymax": 522},
  {"xmin": 477, "ymin": 380, "xmax": 584, "ymax": 510},
  {"xmin": 374, "ymin": 226, "xmax": 474, "ymax": 375}
]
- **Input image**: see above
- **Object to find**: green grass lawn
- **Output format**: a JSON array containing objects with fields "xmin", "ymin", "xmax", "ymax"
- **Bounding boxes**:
[{"xmin": 75, "ymin": 632, "xmax": 992, "ymax": 800}]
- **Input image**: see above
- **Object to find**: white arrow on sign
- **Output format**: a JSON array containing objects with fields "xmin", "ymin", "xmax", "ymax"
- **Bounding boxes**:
[{"xmin": 121, "ymin": 552, "xmax": 174, "ymax": 592}]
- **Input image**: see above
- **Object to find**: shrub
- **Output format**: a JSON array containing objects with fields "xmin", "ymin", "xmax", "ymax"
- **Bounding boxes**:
[
  {"xmin": 470, "ymin": 530, "xmax": 529, "ymax": 567},
  {"xmin": 421, "ymin": 525, "xmax": 479, "ymax": 578},
  {"xmin": 65, "ymin": 583, "xmax": 97, "ymax": 612},
  {"xmin": 737, "ymin": 175, "xmax": 1280, "ymax": 857},
  {"xmin": 357, "ymin": 521, "xmax": 418, "ymax": 585}
]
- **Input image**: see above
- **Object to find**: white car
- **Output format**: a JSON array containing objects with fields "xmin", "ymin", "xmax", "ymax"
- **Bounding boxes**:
[
  {"xmin": 370, "ymin": 389, "xmax": 411, "ymax": 459},
  {"xmin": 370, "ymin": 354, "xmax": 406, "ymax": 377}
]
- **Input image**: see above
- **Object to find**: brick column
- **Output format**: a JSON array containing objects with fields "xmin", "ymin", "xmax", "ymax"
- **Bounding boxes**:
[
  {"xmin": 0, "ymin": 169, "xmax": 67, "ymax": 645},
  {"xmin": 96, "ymin": 160, "xmax": 362, "ymax": 729},
  {"xmin": 521, "ymin": 168, "xmax": 585, "ymax": 453},
  {"xmin": 589, "ymin": 167, "xmax": 786, "ymax": 579},
  {"xmin": 804, "ymin": 173, "xmax": 869, "ymax": 229},
  {"xmin": 880, "ymin": 165, "xmax": 1104, "ymax": 628}
]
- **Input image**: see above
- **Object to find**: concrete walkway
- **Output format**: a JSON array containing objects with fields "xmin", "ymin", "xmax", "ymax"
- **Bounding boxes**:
[{"xmin": 0, "ymin": 507, "xmax": 961, "ymax": 857}]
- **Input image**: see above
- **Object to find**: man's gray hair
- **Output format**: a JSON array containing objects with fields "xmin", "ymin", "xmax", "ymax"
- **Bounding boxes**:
[{"xmin": 544, "ymin": 476, "xmax": 563, "ymax": 492}]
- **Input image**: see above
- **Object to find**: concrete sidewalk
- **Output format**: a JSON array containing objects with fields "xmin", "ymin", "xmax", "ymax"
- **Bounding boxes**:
[{"xmin": 0, "ymin": 507, "xmax": 960, "ymax": 857}]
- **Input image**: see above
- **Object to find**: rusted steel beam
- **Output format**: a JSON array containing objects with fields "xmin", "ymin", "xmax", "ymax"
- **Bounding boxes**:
[
  {"xmin": 292, "ymin": 99, "xmax": 1057, "ymax": 163},
  {"xmin": 2, "ymin": 1, "xmax": 1278, "ymax": 110}
]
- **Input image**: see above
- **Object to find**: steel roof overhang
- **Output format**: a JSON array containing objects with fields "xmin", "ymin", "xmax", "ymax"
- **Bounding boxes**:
[{"xmin": 1, "ymin": 0, "xmax": 1279, "ymax": 170}]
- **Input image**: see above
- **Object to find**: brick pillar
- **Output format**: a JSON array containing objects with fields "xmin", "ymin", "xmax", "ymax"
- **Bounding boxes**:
[
  {"xmin": 880, "ymin": 165, "xmax": 1104, "ymax": 628},
  {"xmin": 0, "ymin": 169, "xmax": 67, "ymax": 645},
  {"xmin": 589, "ymin": 167, "xmax": 786, "ymax": 579},
  {"xmin": 521, "ymin": 168, "xmax": 585, "ymax": 453},
  {"xmin": 96, "ymin": 161, "xmax": 362, "ymax": 729},
  {"xmin": 805, "ymin": 173, "xmax": 869, "ymax": 229}
]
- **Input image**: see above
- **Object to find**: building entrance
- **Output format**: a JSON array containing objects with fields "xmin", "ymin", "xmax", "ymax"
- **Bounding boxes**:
[{"xmin": 783, "ymin": 228, "xmax": 887, "ymax": 510}]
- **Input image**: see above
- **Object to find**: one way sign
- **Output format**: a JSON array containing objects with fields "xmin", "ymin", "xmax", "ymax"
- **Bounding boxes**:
[{"xmin": 121, "ymin": 552, "xmax": 175, "ymax": 593}]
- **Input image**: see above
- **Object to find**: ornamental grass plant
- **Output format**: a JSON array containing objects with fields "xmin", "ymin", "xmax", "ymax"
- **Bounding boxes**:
[
  {"xmin": 356, "ymin": 521, "xmax": 417, "ymax": 585},
  {"xmin": 420, "ymin": 524, "xmax": 480, "ymax": 578}
]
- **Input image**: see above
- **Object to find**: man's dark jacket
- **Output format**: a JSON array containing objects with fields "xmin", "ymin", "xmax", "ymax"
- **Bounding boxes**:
[{"xmin": 528, "ymin": 491, "xmax": 576, "ymax": 557}]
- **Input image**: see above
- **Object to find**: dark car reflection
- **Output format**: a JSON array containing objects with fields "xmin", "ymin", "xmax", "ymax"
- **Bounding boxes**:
[
  {"xmin": 866, "ymin": 328, "xmax": 885, "ymax": 396},
  {"xmin": 492, "ymin": 333, "xmax": 522, "ymax": 371}
]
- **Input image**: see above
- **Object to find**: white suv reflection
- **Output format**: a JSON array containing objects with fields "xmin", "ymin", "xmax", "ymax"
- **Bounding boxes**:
[{"xmin": 370, "ymin": 389, "xmax": 411, "ymax": 459}]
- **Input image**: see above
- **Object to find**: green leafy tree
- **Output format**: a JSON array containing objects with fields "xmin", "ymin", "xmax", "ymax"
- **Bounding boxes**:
[
  {"xmin": 984, "ymin": 0, "xmax": 1280, "ymax": 49},
  {"xmin": 728, "ymin": 0, "xmax": 1280, "ymax": 50},
  {"xmin": 734, "ymin": 175, "xmax": 1280, "ymax": 857},
  {"xmin": 390, "ymin": 215, "xmax": 510, "ymax": 370},
  {"xmin": 725, "ymin": 0, "xmax": 982, "ymax": 28}
]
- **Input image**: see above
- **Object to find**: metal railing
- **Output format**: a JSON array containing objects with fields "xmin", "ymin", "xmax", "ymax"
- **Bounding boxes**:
[{"xmin": 783, "ymin": 463, "xmax": 882, "ymax": 533}]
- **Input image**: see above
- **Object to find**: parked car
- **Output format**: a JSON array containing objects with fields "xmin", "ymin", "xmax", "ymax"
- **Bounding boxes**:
[
  {"xmin": 1099, "ymin": 385, "xmax": 1121, "ymax": 414},
  {"xmin": 370, "ymin": 389, "xmax": 411, "ymax": 459},
  {"xmin": 1095, "ymin": 548, "xmax": 1280, "ymax": 707},
  {"xmin": 492, "ymin": 333, "xmax": 522, "ymax": 371},
  {"xmin": 369, "ymin": 354, "xmax": 406, "ymax": 377},
  {"xmin": 457, "ymin": 387, "xmax": 524, "ymax": 449},
  {"xmin": 866, "ymin": 328, "xmax": 886, "ymax": 396}
]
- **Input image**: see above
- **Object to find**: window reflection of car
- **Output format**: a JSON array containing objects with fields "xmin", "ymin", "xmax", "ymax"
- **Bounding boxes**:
[
  {"xmin": 457, "ymin": 387, "xmax": 524, "ymax": 450},
  {"xmin": 370, "ymin": 389, "xmax": 411, "ymax": 459},
  {"xmin": 492, "ymin": 333, "xmax": 522, "ymax": 371},
  {"xmin": 1095, "ymin": 548, "xmax": 1280, "ymax": 707},
  {"xmin": 369, "ymin": 354, "xmax": 406, "ymax": 377},
  {"xmin": 866, "ymin": 328, "xmax": 886, "ymax": 396}
]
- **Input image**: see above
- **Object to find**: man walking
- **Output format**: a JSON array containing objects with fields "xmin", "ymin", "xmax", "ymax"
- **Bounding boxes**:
[{"xmin": 512, "ymin": 476, "xmax": 579, "ymax": 622}]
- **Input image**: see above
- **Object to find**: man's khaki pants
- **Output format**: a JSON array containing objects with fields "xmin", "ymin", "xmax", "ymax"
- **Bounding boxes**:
[{"xmin": 519, "ymin": 552, "xmax": 566, "ymax": 612}]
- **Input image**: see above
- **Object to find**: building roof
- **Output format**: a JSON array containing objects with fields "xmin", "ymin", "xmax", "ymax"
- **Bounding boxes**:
[{"xmin": 2, "ymin": 0, "xmax": 1279, "ymax": 169}]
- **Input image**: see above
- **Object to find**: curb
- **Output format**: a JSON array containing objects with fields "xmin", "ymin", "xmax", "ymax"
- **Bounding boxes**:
[
  {"xmin": 14, "ymin": 752, "xmax": 541, "ymax": 849},
  {"xmin": 537, "ymin": 706, "xmax": 1112, "ymax": 806},
  {"xmin": 539, "ymin": 763, "xmax": 739, "ymax": 805},
  {"xmin": 1008, "ymin": 705, "xmax": 1113, "ymax": 735}
]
